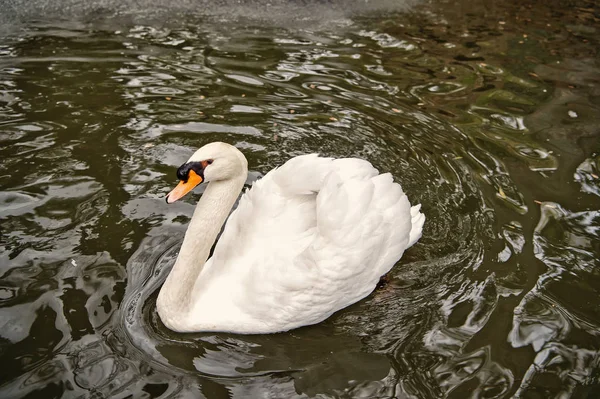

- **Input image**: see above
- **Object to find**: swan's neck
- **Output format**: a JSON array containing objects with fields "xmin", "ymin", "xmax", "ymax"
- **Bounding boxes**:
[{"xmin": 157, "ymin": 173, "xmax": 246, "ymax": 330}]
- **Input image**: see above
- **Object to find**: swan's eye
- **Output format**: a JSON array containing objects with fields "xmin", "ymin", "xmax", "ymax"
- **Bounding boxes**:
[
  {"xmin": 177, "ymin": 161, "xmax": 208, "ymax": 182},
  {"xmin": 200, "ymin": 159, "xmax": 213, "ymax": 169}
]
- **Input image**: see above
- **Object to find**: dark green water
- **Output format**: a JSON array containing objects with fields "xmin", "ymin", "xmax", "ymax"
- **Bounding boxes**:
[{"xmin": 1, "ymin": 0, "xmax": 599, "ymax": 397}]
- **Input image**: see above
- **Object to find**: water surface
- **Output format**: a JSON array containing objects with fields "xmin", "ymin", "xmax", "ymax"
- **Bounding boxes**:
[{"xmin": 1, "ymin": 0, "xmax": 599, "ymax": 397}]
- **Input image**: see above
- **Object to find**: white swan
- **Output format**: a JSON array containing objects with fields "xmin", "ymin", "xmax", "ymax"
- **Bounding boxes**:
[{"xmin": 156, "ymin": 142, "xmax": 425, "ymax": 334}]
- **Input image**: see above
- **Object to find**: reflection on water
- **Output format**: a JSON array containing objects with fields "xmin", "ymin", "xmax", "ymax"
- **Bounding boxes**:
[{"xmin": 1, "ymin": 0, "xmax": 599, "ymax": 397}]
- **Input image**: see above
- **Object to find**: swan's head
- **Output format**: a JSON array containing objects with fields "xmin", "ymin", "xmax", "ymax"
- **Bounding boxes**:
[{"xmin": 166, "ymin": 142, "xmax": 247, "ymax": 204}]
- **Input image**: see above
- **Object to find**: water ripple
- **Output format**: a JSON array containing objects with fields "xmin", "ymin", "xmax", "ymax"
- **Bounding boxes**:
[{"xmin": 1, "ymin": 2, "xmax": 599, "ymax": 397}]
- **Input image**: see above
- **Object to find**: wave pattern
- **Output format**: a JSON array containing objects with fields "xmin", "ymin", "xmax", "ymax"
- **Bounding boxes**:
[{"xmin": 0, "ymin": 1, "xmax": 599, "ymax": 398}]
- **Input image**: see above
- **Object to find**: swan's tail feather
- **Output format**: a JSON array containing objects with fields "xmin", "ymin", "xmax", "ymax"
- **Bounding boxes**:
[{"xmin": 407, "ymin": 204, "xmax": 425, "ymax": 248}]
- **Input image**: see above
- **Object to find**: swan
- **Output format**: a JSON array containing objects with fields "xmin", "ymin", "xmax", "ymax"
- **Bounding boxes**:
[{"xmin": 156, "ymin": 142, "xmax": 425, "ymax": 334}]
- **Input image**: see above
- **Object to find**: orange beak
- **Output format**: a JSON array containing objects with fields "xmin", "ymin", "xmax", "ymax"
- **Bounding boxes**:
[{"xmin": 166, "ymin": 169, "xmax": 203, "ymax": 204}]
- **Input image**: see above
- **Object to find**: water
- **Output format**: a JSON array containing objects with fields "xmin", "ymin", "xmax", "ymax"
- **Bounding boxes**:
[{"xmin": 1, "ymin": 0, "xmax": 599, "ymax": 397}]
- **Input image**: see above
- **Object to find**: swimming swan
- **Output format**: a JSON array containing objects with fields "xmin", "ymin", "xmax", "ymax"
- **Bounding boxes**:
[{"xmin": 156, "ymin": 142, "xmax": 425, "ymax": 334}]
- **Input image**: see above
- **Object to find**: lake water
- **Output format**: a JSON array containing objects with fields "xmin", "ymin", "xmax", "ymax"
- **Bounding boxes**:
[{"xmin": 1, "ymin": 0, "xmax": 599, "ymax": 397}]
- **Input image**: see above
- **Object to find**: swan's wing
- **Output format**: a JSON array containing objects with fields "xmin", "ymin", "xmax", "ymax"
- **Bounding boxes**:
[
  {"xmin": 194, "ymin": 155, "xmax": 424, "ymax": 332},
  {"xmin": 296, "ymin": 162, "xmax": 422, "ymax": 321}
]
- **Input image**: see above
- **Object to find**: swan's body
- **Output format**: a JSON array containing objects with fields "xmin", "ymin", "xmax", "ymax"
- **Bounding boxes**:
[{"xmin": 156, "ymin": 142, "xmax": 425, "ymax": 334}]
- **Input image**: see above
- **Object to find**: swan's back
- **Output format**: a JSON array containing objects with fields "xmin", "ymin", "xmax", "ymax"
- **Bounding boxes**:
[{"xmin": 190, "ymin": 154, "xmax": 425, "ymax": 333}]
